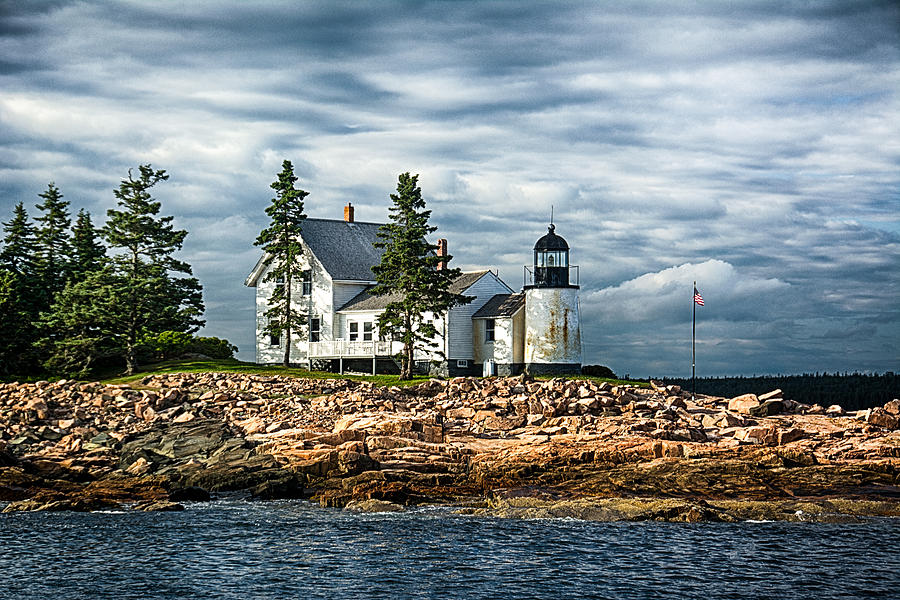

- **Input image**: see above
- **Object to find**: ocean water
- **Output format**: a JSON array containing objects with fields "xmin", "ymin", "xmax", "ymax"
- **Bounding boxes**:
[{"xmin": 1, "ymin": 499, "xmax": 897, "ymax": 599}]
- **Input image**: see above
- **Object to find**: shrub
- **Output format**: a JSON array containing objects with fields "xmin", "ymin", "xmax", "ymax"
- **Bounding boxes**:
[
  {"xmin": 581, "ymin": 364, "xmax": 617, "ymax": 379},
  {"xmin": 188, "ymin": 336, "xmax": 238, "ymax": 359},
  {"xmin": 137, "ymin": 330, "xmax": 193, "ymax": 361}
]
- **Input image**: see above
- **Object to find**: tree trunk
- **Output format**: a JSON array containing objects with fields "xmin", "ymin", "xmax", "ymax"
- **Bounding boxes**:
[
  {"xmin": 124, "ymin": 339, "xmax": 135, "ymax": 375},
  {"xmin": 400, "ymin": 313, "xmax": 413, "ymax": 380},
  {"xmin": 125, "ymin": 249, "xmax": 139, "ymax": 375},
  {"xmin": 283, "ymin": 270, "xmax": 292, "ymax": 368}
]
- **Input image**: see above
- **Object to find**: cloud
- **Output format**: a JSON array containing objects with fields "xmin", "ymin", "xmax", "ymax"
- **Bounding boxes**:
[
  {"xmin": 584, "ymin": 260, "xmax": 789, "ymax": 324},
  {"xmin": 1, "ymin": 0, "xmax": 898, "ymax": 375}
]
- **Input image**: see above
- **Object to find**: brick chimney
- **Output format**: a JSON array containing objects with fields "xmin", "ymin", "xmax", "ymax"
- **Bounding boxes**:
[
  {"xmin": 344, "ymin": 202, "xmax": 354, "ymax": 222},
  {"xmin": 436, "ymin": 238, "xmax": 448, "ymax": 270}
]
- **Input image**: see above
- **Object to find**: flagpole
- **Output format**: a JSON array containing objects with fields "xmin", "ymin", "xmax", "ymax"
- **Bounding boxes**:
[{"xmin": 692, "ymin": 280, "xmax": 696, "ymax": 401}]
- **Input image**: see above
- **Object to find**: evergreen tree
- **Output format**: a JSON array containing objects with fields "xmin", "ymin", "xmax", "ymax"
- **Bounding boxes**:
[
  {"xmin": 0, "ymin": 270, "xmax": 34, "ymax": 375},
  {"xmin": 37, "ymin": 268, "xmax": 122, "ymax": 377},
  {"xmin": 0, "ymin": 202, "xmax": 38, "ymax": 276},
  {"xmin": 70, "ymin": 209, "xmax": 106, "ymax": 282},
  {"xmin": 371, "ymin": 172, "xmax": 469, "ymax": 379},
  {"xmin": 34, "ymin": 182, "xmax": 72, "ymax": 303},
  {"xmin": 254, "ymin": 160, "xmax": 308, "ymax": 367},
  {"xmin": 0, "ymin": 202, "xmax": 40, "ymax": 374},
  {"xmin": 101, "ymin": 164, "xmax": 204, "ymax": 374}
]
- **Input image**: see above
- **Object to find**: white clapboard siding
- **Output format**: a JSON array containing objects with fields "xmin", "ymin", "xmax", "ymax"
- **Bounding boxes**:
[
  {"xmin": 447, "ymin": 272, "xmax": 512, "ymax": 360},
  {"xmin": 333, "ymin": 283, "xmax": 369, "ymax": 315}
]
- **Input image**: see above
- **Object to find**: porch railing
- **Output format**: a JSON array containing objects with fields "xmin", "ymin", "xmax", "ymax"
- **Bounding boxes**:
[{"xmin": 307, "ymin": 340, "xmax": 402, "ymax": 358}]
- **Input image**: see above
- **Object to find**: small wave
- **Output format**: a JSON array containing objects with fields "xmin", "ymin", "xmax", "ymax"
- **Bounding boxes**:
[{"xmin": 744, "ymin": 519, "xmax": 775, "ymax": 523}]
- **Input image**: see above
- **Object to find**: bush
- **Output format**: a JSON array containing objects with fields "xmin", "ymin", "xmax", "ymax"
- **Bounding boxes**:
[
  {"xmin": 138, "ymin": 330, "xmax": 193, "ymax": 361},
  {"xmin": 581, "ymin": 364, "xmax": 617, "ymax": 379},
  {"xmin": 137, "ymin": 332, "xmax": 237, "ymax": 361},
  {"xmin": 188, "ymin": 336, "xmax": 238, "ymax": 359}
]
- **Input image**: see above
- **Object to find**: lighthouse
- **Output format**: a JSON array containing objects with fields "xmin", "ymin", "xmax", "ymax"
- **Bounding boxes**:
[{"xmin": 523, "ymin": 223, "xmax": 583, "ymax": 375}]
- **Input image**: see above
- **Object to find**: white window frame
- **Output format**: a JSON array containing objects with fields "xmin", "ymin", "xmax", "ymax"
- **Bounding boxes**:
[
  {"xmin": 300, "ymin": 270, "xmax": 312, "ymax": 296},
  {"xmin": 485, "ymin": 319, "xmax": 495, "ymax": 343}
]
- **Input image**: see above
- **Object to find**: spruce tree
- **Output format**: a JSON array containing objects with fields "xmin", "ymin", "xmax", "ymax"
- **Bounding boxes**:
[
  {"xmin": 0, "ymin": 202, "xmax": 38, "ymax": 276},
  {"xmin": 38, "ymin": 268, "xmax": 122, "ymax": 377},
  {"xmin": 101, "ymin": 164, "xmax": 204, "ymax": 374},
  {"xmin": 70, "ymin": 209, "xmax": 106, "ymax": 282},
  {"xmin": 254, "ymin": 160, "xmax": 308, "ymax": 367},
  {"xmin": 0, "ymin": 202, "xmax": 40, "ymax": 374},
  {"xmin": 0, "ymin": 269, "xmax": 34, "ymax": 375},
  {"xmin": 371, "ymin": 172, "xmax": 468, "ymax": 379},
  {"xmin": 34, "ymin": 182, "xmax": 72, "ymax": 303}
]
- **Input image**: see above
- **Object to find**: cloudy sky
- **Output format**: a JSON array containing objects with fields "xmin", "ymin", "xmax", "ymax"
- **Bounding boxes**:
[{"xmin": 2, "ymin": 0, "xmax": 898, "ymax": 377}]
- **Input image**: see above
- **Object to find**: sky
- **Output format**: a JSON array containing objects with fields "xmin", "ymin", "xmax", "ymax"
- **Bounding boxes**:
[{"xmin": 1, "ymin": 0, "xmax": 898, "ymax": 377}]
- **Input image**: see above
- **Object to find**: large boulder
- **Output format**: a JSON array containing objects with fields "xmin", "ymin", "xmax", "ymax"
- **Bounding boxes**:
[
  {"xmin": 749, "ymin": 399, "xmax": 785, "ymax": 417},
  {"xmin": 867, "ymin": 408, "xmax": 900, "ymax": 430},
  {"xmin": 728, "ymin": 394, "xmax": 760, "ymax": 414}
]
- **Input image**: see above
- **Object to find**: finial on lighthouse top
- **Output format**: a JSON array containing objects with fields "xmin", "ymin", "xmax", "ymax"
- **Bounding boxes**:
[{"xmin": 534, "ymin": 223, "xmax": 569, "ymax": 251}]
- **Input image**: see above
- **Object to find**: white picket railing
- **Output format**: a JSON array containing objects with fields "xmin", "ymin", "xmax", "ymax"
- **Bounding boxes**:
[{"xmin": 307, "ymin": 340, "xmax": 402, "ymax": 358}]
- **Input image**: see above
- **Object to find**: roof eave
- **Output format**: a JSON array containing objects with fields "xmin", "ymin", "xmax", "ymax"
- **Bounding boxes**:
[{"xmin": 244, "ymin": 253, "xmax": 270, "ymax": 287}]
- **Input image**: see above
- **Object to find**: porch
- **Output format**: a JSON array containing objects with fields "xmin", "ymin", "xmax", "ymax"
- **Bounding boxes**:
[{"xmin": 307, "ymin": 340, "xmax": 404, "ymax": 375}]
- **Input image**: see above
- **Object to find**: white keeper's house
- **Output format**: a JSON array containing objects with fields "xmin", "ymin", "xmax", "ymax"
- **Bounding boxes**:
[{"xmin": 245, "ymin": 203, "xmax": 583, "ymax": 376}]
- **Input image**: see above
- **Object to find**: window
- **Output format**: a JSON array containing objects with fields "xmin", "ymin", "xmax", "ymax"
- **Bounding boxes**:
[
  {"xmin": 363, "ymin": 322, "xmax": 373, "ymax": 342},
  {"xmin": 349, "ymin": 322, "xmax": 358, "ymax": 341},
  {"xmin": 535, "ymin": 250, "xmax": 568, "ymax": 268},
  {"xmin": 300, "ymin": 270, "xmax": 311, "ymax": 296},
  {"xmin": 269, "ymin": 333, "xmax": 280, "ymax": 346},
  {"xmin": 309, "ymin": 317, "xmax": 320, "ymax": 342},
  {"xmin": 457, "ymin": 360, "xmax": 469, "ymax": 368},
  {"xmin": 485, "ymin": 319, "xmax": 495, "ymax": 342}
]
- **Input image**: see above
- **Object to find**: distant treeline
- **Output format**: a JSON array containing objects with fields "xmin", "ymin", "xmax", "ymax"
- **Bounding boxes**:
[{"xmin": 655, "ymin": 373, "xmax": 899, "ymax": 411}]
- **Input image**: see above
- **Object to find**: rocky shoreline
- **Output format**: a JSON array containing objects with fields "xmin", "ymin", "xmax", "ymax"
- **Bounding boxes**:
[{"xmin": 2, "ymin": 373, "xmax": 899, "ymax": 522}]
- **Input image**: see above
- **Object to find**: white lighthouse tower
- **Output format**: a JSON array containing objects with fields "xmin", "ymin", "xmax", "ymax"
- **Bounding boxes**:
[{"xmin": 523, "ymin": 223, "xmax": 583, "ymax": 375}]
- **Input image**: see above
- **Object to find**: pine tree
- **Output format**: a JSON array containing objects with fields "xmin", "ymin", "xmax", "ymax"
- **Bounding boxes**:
[
  {"xmin": 0, "ymin": 202, "xmax": 40, "ymax": 374},
  {"xmin": 254, "ymin": 160, "xmax": 309, "ymax": 367},
  {"xmin": 0, "ymin": 269, "xmax": 34, "ymax": 375},
  {"xmin": 34, "ymin": 182, "xmax": 72, "ymax": 304},
  {"xmin": 37, "ymin": 268, "xmax": 122, "ymax": 377},
  {"xmin": 0, "ymin": 202, "xmax": 38, "ymax": 276},
  {"xmin": 101, "ymin": 164, "xmax": 204, "ymax": 374},
  {"xmin": 371, "ymin": 172, "xmax": 469, "ymax": 379},
  {"xmin": 70, "ymin": 209, "xmax": 106, "ymax": 282}
]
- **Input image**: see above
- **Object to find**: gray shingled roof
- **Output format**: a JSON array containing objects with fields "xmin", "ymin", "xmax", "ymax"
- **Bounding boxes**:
[
  {"xmin": 300, "ymin": 218, "xmax": 386, "ymax": 281},
  {"xmin": 338, "ymin": 271, "xmax": 490, "ymax": 312},
  {"xmin": 472, "ymin": 293, "xmax": 525, "ymax": 319}
]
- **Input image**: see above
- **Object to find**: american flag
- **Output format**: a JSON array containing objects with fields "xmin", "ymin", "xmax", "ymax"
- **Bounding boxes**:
[{"xmin": 694, "ymin": 287, "xmax": 704, "ymax": 306}]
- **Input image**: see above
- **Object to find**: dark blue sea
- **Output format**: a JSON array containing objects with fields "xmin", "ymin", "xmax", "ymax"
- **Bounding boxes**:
[{"xmin": 1, "ymin": 499, "xmax": 897, "ymax": 599}]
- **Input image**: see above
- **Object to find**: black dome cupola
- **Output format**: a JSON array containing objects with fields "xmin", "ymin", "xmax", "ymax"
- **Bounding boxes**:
[{"xmin": 533, "ymin": 224, "xmax": 570, "ymax": 287}]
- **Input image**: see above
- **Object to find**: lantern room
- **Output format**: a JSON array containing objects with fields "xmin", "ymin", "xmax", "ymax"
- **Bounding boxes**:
[{"xmin": 532, "ymin": 223, "xmax": 571, "ymax": 287}]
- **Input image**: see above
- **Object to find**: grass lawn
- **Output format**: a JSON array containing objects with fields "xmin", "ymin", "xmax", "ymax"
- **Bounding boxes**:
[
  {"xmin": 99, "ymin": 357, "xmax": 646, "ymax": 388},
  {"xmin": 101, "ymin": 358, "xmax": 432, "ymax": 387}
]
